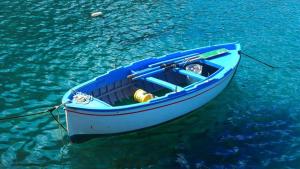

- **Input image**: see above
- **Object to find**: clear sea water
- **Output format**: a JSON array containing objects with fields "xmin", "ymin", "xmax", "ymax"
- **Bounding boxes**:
[{"xmin": 1, "ymin": 0, "xmax": 300, "ymax": 168}]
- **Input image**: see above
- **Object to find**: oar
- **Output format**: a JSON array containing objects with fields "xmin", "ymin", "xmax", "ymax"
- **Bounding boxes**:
[
  {"xmin": 128, "ymin": 53, "xmax": 200, "ymax": 79},
  {"xmin": 128, "ymin": 48, "xmax": 229, "ymax": 79},
  {"xmin": 148, "ymin": 48, "xmax": 228, "ymax": 68},
  {"xmin": 132, "ymin": 64, "xmax": 177, "ymax": 80},
  {"xmin": 127, "ymin": 62, "xmax": 175, "ymax": 79},
  {"xmin": 148, "ymin": 53, "xmax": 200, "ymax": 68},
  {"xmin": 194, "ymin": 48, "xmax": 229, "ymax": 60}
]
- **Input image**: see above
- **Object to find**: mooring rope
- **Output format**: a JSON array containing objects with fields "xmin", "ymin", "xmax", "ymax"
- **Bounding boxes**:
[
  {"xmin": 240, "ymin": 51, "xmax": 300, "ymax": 70},
  {"xmin": 0, "ymin": 103, "xmax": 68, "ymax": 132},
  {"xmin": 239, "ymin": 51, "xmax": 277, "ymax": 68},
  {"xmin": 0, "ymin": 111, "xmax": 49, "ymax": 121},
  {"xmin": 48, "ymin": 108, "xmax": 67, "ymax": 131}
]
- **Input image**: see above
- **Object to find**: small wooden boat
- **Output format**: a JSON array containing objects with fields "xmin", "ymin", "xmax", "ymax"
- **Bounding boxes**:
[{"xmin": 62, "ymin": 43, "xmax": 241, "ymax": 143}]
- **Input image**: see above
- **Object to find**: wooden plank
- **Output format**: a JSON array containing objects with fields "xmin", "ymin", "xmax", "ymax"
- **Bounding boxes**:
[
  {"xmin": 174, "ymin": 68, "xmax": 206, "ymax": 81},
  {"xmin": 145, "ymin": 77, "xmax": 183, "ymax": 92},
  {"xmin": 197, "ymin": 48, "xmax": 228, "ymax": 59}
]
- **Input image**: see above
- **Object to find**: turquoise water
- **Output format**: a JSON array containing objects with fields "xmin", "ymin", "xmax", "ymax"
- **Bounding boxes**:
[{"xmin": 1, "ymin": 0, "xmax": 300, "ymax": 168}]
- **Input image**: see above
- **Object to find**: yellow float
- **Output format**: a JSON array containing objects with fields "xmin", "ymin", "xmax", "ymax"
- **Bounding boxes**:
[{"xmin": 134, "ymin": 89, "xmax": 154, "ymax": 103}]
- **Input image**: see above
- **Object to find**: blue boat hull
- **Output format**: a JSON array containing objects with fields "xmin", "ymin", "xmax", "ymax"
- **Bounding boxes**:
[{"xmin": 62, "ymin": 43, "xmax": 241, "ymax": 142}]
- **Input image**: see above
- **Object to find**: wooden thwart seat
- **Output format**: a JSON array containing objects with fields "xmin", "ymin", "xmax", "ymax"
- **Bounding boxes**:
[
  {"xmin": 173, "ymin": 68, "xmax": 206, "ymax": 81},
  {"xmin": 145, "ymin": 77, "xmax": 184, "ymax": 92}
]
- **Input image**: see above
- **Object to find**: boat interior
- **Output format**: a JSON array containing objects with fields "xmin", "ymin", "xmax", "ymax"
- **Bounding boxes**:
[
  {"xmin": 75, "ymin": 60, "xmax": 221, "ymax": 107},
  {"xmin": 68, "ymin": 47, "xmax": 231, "ymax": 107}
]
